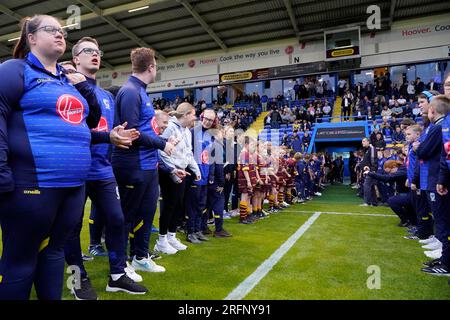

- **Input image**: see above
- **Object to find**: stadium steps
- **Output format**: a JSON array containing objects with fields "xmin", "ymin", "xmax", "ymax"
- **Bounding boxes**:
[
  {"xmin": 331, "ymin": 96, "xmax": 342, "ymax": 122},
  {"xmin": 246, "ymin": 111, "xmax": 270, "ymax": 139}
]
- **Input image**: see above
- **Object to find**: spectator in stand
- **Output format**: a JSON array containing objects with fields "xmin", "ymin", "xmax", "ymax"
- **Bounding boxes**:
[
  {"xmin": 270, "ymin": 108, "xmax": 282, "ymax": 129},
  {"xmin": 261, "ymin": 94, "xmax": 268, "ymax": 112},
  {"xmin": 338, "ymin": 79, "xmax": 347, "ymax": 96},
  {"xmin": 390, "ymin": 115, "xmax": 399, "ymax": 129},
  {"xmin": 392, "ymin": 83, "xmax": 399, "ymax": 98},
  {"xmin": 355, "ymin": 82, "xmax": 364, "ymax": 98},
  {"xmin": 382, "ymin": 121, "xmax": 393, "ymax": 137},
  {"xmin": 414, "ymin": 77, "xmax": 425, "ymax": 95},
  {"xmin": 276, "ymin": 92, "xmax": 284, "ymax": 107},
  {"xmin": 371, "ymin": 120, "xmax": 381, "ymax": 132},
  {"xmin": 373, "ymin": 132, "xmax": 386, "ymax": 151},
  {"xmin": 293, "ymin": 81, "xmax": 300, "ymax": 100},
  {"xmin": 323, "ymin": 103, "xmax": 332, "ymax": 117},
  {"xmin": 316, "ymin": 82, "xmax": 324, "ymax": 98},
  {"xmin": 397, "ymin": 95, "xmax": 407, "ymax": 106},
  {"xmin": 292, "ymin": 133, "xmax": 303, "ymax": 152},
  {"xmin": 389, "ymin": 95, "xmax": 396, "ymax": 107},
  {"xmin": 407, "ymin": 81, "xmax": 415, "ymax": 100},
  {"xmin": 341, "ymin": 91, "xmax": 353, "ymax": 121},
  {"xmin": 392, "ymin": 126, "xmax": 405, "ymax": 145},
  {"xmin": 370, "ymin": 128, "xmax": 380, "ymax": 145},
  {"xmin": 403, "ymin": 102, "xmax": 413, "ymax": 118},
  {"xmin": 425, "ymin": 78, "xmax": 439, "ymax": 91},
  {"xmin": 399, "ymin": 81, "xmax": 408, "ymax": 98},
  {"xmin": 381, "ymin": 105, "xmax": 392, "ymax": 119},
  {"xmin": 302, "ymin": 131, "xmax": 311, "ymax": 150},
  {"xmin": 412, "ymin": 103, "xmax": 421, "ymax": 119},
  {"xmin": 391, "ymin": 101, "xmax": 404, "ymax": 118},
  {"xmin": 299, "ymin": 82, "xmax": 308, "ymax": 99}
]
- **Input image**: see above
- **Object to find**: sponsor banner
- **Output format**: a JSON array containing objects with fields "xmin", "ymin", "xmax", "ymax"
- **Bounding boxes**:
[
  {"xmin": 157, "ymin": 45, "xmax": 291, "ymax": 72},
  {"xmin": 147, "ymin": 75, "xmax": 219, "ymax": 92},
  {"xmin": 398, "ymin": 22, "xmax": 450, "ymax": 39},
  {"xmin": 269, "ymin": 62, "xmax": 327, "ymax": 78},
  {"xmin": 326, "ymin": 46, "xmax": 360, "ymax": 59},
  {"xmin": 315, "ymin": 126, "xmax": 366, "ymax": 141},
  {"xmin": 220, "ymin": 69, "xmax": 269, "ymax": 84}
]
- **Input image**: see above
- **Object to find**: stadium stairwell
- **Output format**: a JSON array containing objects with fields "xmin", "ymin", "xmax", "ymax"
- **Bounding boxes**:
[
  {"xmin": 331, "ymin": 96, "xmax": 342, "ymax": 123},
  {"xmin": 247, "ymin": 111, "xmax": 270, "ymax": 139}
]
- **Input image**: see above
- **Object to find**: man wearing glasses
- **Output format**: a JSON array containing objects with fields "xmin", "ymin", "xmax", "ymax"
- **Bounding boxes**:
[
  {"xmin": 185, "ymin": 109, "xmax": 217, "ymax": 243},
  {"xmin": 63, "ymin": 37, "xmax": 148, "ymax": 299}
]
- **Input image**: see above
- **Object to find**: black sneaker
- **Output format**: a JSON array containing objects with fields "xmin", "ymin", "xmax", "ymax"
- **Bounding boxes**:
[
  {"xmin": 72, "ymin": 277, "xmax": 98, "ymax": 300},
  {"xmin": 82, "ymin": 253, "xmax": 94, "ymax": 262},
  {"xmin": 195, "ymin": 231, "xmax": 209, "ymax": 241},
  {"xmin": 186, "ymin": 233, "xmax": 202, "ymax": 244},
  {"xmin": 239, "ymin": 217, "xmax": 253, "ymax": 224},
  {"xmin": 213, "ymin": 229, "xmax": 232, "ymax": 238},
  {"xmin": 423, "ymin": 258, "xmax": 441, "ymax": 267},
  {"xmin": 421, "ymin": 262, "xmax": 450, "ymax": 276},
  {"xmin": 106, "ymin": 274, "xmax": 148, "ymax": 295},
  {"xmin": 149, "ymin": 251, "xmax": 161, "ymax": 261},
  {"xmin": 202, "ymin": 227, "xmax": 212, "ymax": 235}
]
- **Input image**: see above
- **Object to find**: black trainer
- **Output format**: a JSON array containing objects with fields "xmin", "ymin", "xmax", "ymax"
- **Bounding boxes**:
[
  {"xmin": 106, "ymin": 274, "xmax": 148, "ymax": 295},
  {"xmin": 187, "ymin": 233, "xmax": 202, "ymax": 244},
  {"xmin": 423, "ymin": 258, "xmax": 441, "ymax": 267},
  {"xmin": 149, "ymin": 251, "xmax": 162, "ymax": 261},
  {"xmin": 195, "ymin": 231, "xmax": 209, "ymax": 241},
  {"xmin": 72, "ymin": 277, "xmax": 98, "ymax": 300},
  {"xmin": 421, "ymin": 262, "xmax": 450, "ymax": 276}
]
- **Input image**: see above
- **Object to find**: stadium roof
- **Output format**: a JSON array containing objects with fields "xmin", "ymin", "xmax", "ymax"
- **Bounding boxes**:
[{"xmin": 0, "ymin": 0, "xmax": 449, "ymax": 68}]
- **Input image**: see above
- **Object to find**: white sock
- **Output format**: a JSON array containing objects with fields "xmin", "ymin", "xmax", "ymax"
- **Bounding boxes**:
[
  {"xmin": 159, "ymin": 234, "xmax": 167, "ymax": 241},
  {"xmin": 168, "ymin": 232, "xmax": 176, "ymax": 239},
  {"xmin": 111, "ymin": 273, "xmax": 125, "ymax": 281}
]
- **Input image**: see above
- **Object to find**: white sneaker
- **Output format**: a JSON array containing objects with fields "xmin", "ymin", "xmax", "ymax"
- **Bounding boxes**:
[
  {"xmin": 314, "ymin": 192, "xmax": 322, "ymax": 196},
  {"xmin": 419, "ymin": 236, "xmax": 436, "ymax": 245},
  {"xmin": 359, "ymin": 203, "xmax": 369, "ymax": 207},
  {"xmin": 282, "ymin": 201, "xmax": 290, "ymax": 207},
  {"xmin": 422, "ymin": 240, "xmax": 442, "ymax": 250},
  {"xmin": 263, "ymin": 199, "xmax": 269, "ymax": 204},
  {"xmin": 297, "ymin": 198, "xmax": 305, "ymax": 203},
  {"xmin": 154, "ymin": 238, "xmax": 178, "ymax": 255},
  {"xmin": 167, "ymin": 236, "xmax": 187, "ymax": 251},
  {"xmin": 424, "ymin": 248, "xmax": 442, "ymax": 259},
  {"xmin": 131, "ymin": 256, "xmax": 166, "ymax": 273},
  {"xmin": 125, "ymin": 261, "xmax": 143, "ymax": 282}
]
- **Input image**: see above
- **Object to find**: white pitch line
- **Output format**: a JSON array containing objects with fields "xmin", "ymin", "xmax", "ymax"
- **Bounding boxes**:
[
  {"xmin": 282, "ymin": 210, "xmax": 396, "ymax": 218},
  {"xmin": 224, "ymin": 212, "xmax": 321, "ymax": 300}
]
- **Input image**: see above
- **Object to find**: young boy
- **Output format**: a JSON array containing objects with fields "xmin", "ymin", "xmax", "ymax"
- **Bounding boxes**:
[{"xmin": 237, "ymin": 136, "xmax": 258, "ymax": 224}]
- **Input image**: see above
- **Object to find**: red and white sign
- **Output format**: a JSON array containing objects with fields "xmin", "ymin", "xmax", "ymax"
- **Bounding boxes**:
[
  {"xmin": 56, "ymin": 94, "xmax": 84, "ymax": 125},
  {"xmin": 148, "ymin": 75, "xmax": 219, "ymax": 93},
  {"xmin": 92, "ymin": 116, "xmax": 108, "ymax": 132}
]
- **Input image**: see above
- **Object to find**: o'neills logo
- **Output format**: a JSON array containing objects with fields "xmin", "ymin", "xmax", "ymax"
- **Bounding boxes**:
[
  {"xmin": 93, "ymin": 116, "xmax": 108, "ymax": 132},
  {"xmin": 56, "ymin": 94, "xmax": 84, "ymax": 124}
]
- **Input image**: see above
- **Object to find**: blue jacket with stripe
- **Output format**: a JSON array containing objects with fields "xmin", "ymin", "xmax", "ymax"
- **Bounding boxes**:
[
  {"xmin": 111, "ymin": 76, "xmax": 167, "ymax": 172},
  {"xmin": 0, "ymin": 53, "xmax": 101, "ymax": 192},
  {"xmin": 415, "ymin": 117, "xmax": 445, "ymax": 191},
  {"xmin": 438, "ymin": 114, "xmax": 450, "ymax": 186},
  {"xmin": 86, "ymin": 77, "xmax": 115, "ymax": 181}
]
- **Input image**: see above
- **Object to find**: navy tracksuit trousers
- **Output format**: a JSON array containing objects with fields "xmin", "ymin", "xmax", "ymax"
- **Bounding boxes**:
[
  {"xmin": 64, "ymin": 179, "xmax": 126, "ymax": 278},
  {"xmin": 0, "ymin": 186, "xmax": 85, "ymax": 300}
]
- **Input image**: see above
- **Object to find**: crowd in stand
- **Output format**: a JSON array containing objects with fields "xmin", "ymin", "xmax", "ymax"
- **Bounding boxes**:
[{"xmin": 350, "ymin": 75, "xmax": 450, "ymax": 277}]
